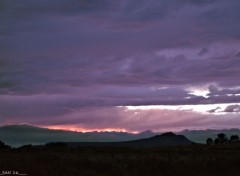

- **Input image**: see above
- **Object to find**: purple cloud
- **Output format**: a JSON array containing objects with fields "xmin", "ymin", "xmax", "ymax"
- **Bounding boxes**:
[
  {"xmin": 0, "ymin": 0, "xmax": 240, "ymax": 130},
  {"xmin": 224, "ymin": 105, "xmax": 240, "ymax": 113}
]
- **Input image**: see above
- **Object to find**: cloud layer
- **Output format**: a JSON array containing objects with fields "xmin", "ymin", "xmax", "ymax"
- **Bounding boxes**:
[{"xmin": 0, "ymin": 0, "xmax": 240, "ymax": 130}]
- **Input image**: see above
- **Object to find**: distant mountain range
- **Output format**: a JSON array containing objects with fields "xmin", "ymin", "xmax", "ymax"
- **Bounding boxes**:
[
  {"xmin": 0, "ymin": 124, "xmax": 157, "ymax": 147},
  {"xmin": 0, "ymin": 124, "xmax": 240, "ymax": 147}
]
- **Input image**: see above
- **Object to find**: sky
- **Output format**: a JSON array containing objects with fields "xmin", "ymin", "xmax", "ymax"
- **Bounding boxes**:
[{"xmin": 1, "ymin": 0, "xmax": 240, "ymax": 132}]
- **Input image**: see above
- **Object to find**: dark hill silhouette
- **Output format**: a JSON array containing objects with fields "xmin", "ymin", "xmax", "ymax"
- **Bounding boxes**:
[{"xmin": 64, "ymin": 132, "xmax": 194, "ymax": 148}]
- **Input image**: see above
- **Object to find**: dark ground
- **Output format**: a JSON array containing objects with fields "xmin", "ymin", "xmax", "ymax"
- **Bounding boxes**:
[{"xmin": 0, "ymin": 145, "xmax": 240, "ymax": 176}]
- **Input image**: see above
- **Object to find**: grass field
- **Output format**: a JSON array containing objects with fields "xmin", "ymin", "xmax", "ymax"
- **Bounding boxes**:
[{"xmin": 0, "ymin": 145, "xmax": 240, "ymax": 176}]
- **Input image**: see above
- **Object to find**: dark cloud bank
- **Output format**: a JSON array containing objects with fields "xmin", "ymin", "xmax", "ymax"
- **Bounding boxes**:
[{"xmin": 0, "ymin": 0, "xmax": 240, "ymax": 130}]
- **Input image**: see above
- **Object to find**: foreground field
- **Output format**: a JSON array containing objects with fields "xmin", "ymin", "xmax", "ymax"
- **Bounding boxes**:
[{"xmin": 0, "ymin": 145, "xmax": 240, "ymax": 176}]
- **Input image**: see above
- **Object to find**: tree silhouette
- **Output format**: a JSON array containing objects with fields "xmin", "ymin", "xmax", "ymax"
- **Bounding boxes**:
[
  {"xmin": 209, "ymin": 133, "xmax": 240, "ymax": 145},
  {"xmin": 0, "ymin": 141, "xmax": 11, "ymax": 149},
  {"xmin": 214, "ymin": 138, "xmax": 220, "ymax": 145},
  {"xmin": 206, "ymin": 138, "xmax": 213, "ymax": 145},
  {"xmin": 229, "ymin": 135, "xmax": 239, "ymax": 143},
  {"xmin": 217, "ymin": 133, "xmax": 228, "ymax": 144}
]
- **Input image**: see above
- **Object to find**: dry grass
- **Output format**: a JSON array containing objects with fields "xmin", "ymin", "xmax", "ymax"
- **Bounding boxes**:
[{"xmin": 0, "ymin": 145, "xmax": 240, "ymax": 176}]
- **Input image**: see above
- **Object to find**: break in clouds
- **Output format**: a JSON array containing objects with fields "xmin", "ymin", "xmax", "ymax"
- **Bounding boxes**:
[{"xmin": 0, "ymin": 0, "xmax": 240, "ymax": 131}]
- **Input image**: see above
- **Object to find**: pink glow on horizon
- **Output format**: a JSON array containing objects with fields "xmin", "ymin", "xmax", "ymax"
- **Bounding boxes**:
[{"xmin": 42, "ymin": 125, "xmax": 139, "ymax": 134}]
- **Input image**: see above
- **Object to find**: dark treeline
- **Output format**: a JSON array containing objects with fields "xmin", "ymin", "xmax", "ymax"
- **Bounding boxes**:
[{"xmin": 206, "ymin": 133, "xmax": 240, "ymax": 145}]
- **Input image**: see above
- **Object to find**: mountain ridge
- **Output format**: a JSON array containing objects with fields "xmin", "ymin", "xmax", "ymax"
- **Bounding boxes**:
[
  {"xmin": 0, "ymin": 124, "xmax": 156, "ymax": 147},
  {"xmin": 65, "ymin": 132, "xmax": 194, "ymax": 148}
]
